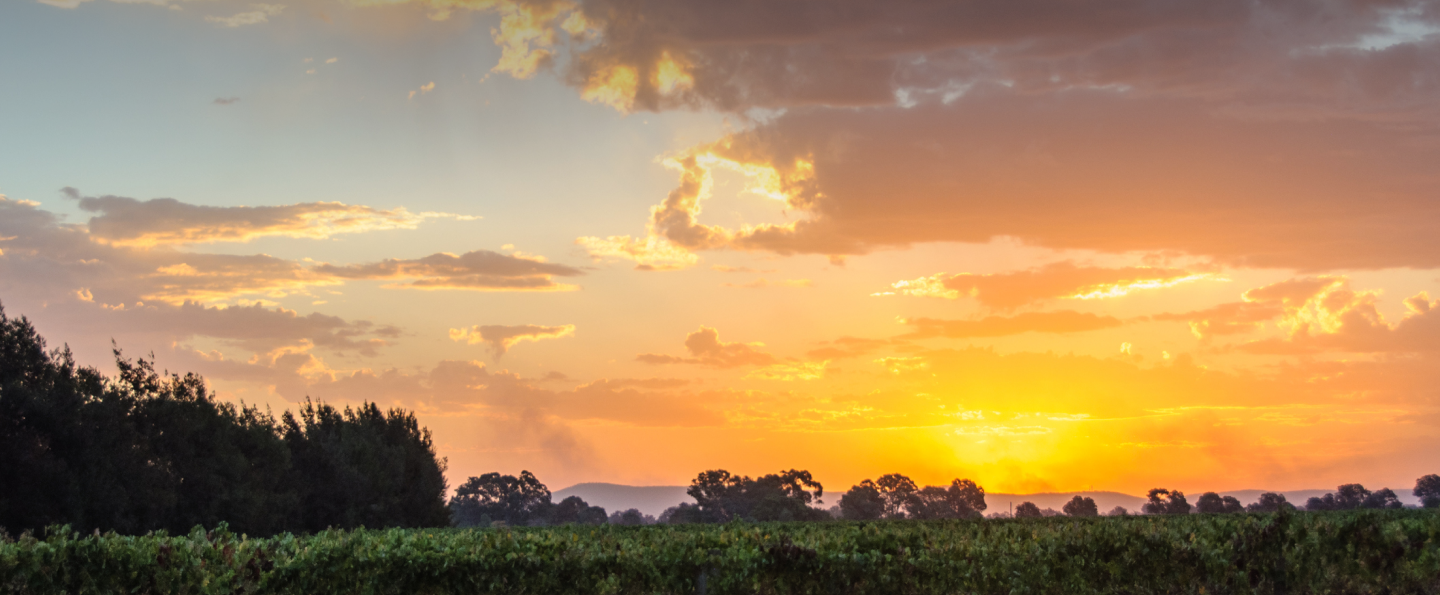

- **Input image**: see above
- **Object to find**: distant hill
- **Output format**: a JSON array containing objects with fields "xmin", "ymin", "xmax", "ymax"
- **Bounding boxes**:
[
  {"xmin": 552, "ymin": 483, "xmax": 693, "ymax": 517},
  {"xmin": 552, "ymin": 483, "xmax": 1423, "ymax": 518}
]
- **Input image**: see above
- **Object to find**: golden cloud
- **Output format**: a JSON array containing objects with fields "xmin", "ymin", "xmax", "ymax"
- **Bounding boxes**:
[
  {"xmin": 70, "ymin": 189, "xmax": 477, "ymax": 247},
  {"xmin": 900, "ymin": 311, "xmax": 1124, "ymax": 339},
  {"xmin": 878, "ymin": 262, "xmax": 1215, "ymax": 308},
  {"xmin": 449, "ymin": 323, "xmax": 576, "ymax": 358}
]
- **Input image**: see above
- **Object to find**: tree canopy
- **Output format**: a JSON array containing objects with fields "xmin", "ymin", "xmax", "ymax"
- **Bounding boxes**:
[{"xmin": 0, "ymin": 304, "xmax": 449, "ymax": 536}]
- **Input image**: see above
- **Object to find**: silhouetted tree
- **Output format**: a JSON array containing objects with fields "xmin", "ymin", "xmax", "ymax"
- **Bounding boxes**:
[
  {"xmin": 1142, "ymin": 489, "xmax": 1190, "ymax": 514},
  {"xmin": 1335, "ymin": 484, "xmax": 1370, "ymax": 509},
  {"xmin": 1062, "ymin": 495, "xmax": 1098, "ymax": 517},
  {"xmin": 1246, "ymin": 492, "xmax": 1294, "ymax": 513},
  {"xmin": 838, "ymin": 480, "xmax": 885, "ymax": 520},
  {"xmin": 608, "ymin": 508, "xmax": 654, "ymax": 525},
  {"xmin": 1307, "ymin": 484, "xmax": 1371, "ymax": 512},
  {"xmin": 684, "ymin": 469, "xmax": 828, "ymax": 522},
  {"xmin": 907, "ymin": 479, "xmax": 987, "ymax": 520},
  {"xmin": 552, "ymin": 495, "xmax": 607, "ymax": 525},
  {"xmin": 1415, "ymin": 474, "xmax": 1440, "ymax": 508},
  {"xmin": 1305, "ymin": 493, "xmax": 1338, "ymax": 511},
  {"xmin": 1014, "ymin": 502, "xmax": 1042, "ymax": 518},
  {"xmin": 1195, "ymin": 492, "xmax": 1244, "ymax": 514},
  {"xmin": 0, "ymin": 304, "xmax": 448, "ymax": 536},
  {"xmin": 449, "ymin": 470, "xmax": 552, "ymax": 527},
  {"xmin": 1361, "ymin": 488, "xmax": 1403, "ymax": 509},
  {"xmin": 875, "ymin": 473, "xmax": 920, "ymax": 519},
  {"xmin": 283, "ymin": 399, "xmax": 449, "ymax": 532},
  {"xmin": 1107, "ymin": 506, "xmax": 1129, "ymax": 517}
]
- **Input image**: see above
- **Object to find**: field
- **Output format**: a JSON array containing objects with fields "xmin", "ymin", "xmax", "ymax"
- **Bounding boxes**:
[{"xmin": 3, "ymin": 510, "xmax": 1438, "ymax": 594}]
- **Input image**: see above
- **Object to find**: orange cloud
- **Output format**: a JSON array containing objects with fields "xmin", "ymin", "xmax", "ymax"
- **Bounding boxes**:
[
  {"xmin": 636, "ymin": 326, "xmax": 778, "ymax": 368},
  {"xmin": 449, "ymin": 323, "xmax": 576, "ymax": 358},
  {"xmin": 900, "ymin": 311, "xmax": 1124, "ymax": 339},
  {"xmin": 724, "ymin": 278, "xmax": 812, "ymax": 289},
  {"xmin": 879, "ymin": 262, "xmax": 1213, "ymax": 308}
]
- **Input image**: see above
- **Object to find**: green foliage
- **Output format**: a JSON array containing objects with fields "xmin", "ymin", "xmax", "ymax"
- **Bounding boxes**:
[{"xmin": 4, "ymin": 510, "xmax": 1439, "ymax": 594}]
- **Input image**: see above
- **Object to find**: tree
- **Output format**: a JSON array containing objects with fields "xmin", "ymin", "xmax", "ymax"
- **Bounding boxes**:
[
  {"xmin": 1221, "ymin": 496, "xmax": 1244, "ymax": 513},
  {"xmin": 1014, "ymin": 501, "xmax": 1043, "ymax": 518},
  {"xmin": 1195, "ymin": 492, "xmax": 1242, "ymax": 514},
  {"xmin": 1308, "ymin": 484, "xmax": 1371, "ymax": 512},
  {"xmin": 1334, "ymin": 484, "xmax": 1370, "ymax": 509},
  {"xmin": 1306, "ymin": 493, "xmax": 1338, "ymax": 511},
  {"xmin": 683, "ymin": 468, "xmax": 828, "ymax": 522},
  {"xmin": 1143, "ymin": 489, "xmax": 1191, "ymax": 514},
  {"xmin": 449, "ymin": 470, "xmax": 552, "ymax": 527},
  {"xmin": 552, "ymin": 495, "xmax": 608, "ymax": 525},
  {"xmin": 1415, "ymin": 474, "xmax": 1440, "ymax": 508},
  {"xmin": 283, "ymin": 399, "xmax": 449, "ymax": 532},
  {"xmin": 1246, "ymin": 492, "xmax": 1294, "ymax": 513},
  {"xmin": 1361, "ymin": 488, "xmax": 1402, "ymax": 509},
  {"xmin": 608, "ymin": 508, "xmax": 654, "ymax": 525},
  {"xmin": 874, "ymin": 474, "xmax": 920, "ymax": 519},
  {"xmin": 1062, "ymin": 495, "xmax": 1098, "ymax": 517},
  {"xmin": 838, "ymin": 480, "xmax": 885, "ymax": 520},
  {"xmin": 907, "ymin": 479, "xmax": 987, "ymax": 520},
  {"xmin": 1107, "ymin": 506, "xmax": 1129, "ymax": 517}
]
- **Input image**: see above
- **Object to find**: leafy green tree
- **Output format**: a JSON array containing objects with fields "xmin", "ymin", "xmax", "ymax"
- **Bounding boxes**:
[
  {"xmin": 449, "ymin": 470, "xmax": 551, "ymax": 527},
  {"xmin": 1415, "ymin": 474, "xmax": 1440, "ymax": 508},
  {"xmin": 1014, "ymin": 501, "xmax": 1043, "ymax": 518},
  {"xmin": 838, "ymin": 480, "xmax": 885, "ymax": 520},
  {"xmin": 1062, "ymin": 495, "xmax": 1098, "ymax": 517},
  {"xmin": 1246, "ymin": 492, "xmax": 1294, "ymax": 513}
]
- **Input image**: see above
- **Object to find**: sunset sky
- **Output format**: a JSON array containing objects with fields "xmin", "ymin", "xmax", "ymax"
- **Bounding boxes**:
[{"xmin": 3, "ymin": 0, "xmax": 1440, "ymax": 497}]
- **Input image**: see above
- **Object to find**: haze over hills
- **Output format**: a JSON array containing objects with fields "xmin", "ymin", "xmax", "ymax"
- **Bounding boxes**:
[{"xmin": 554, "ymin": 483, "xmax": 1422, "ymax": 518}]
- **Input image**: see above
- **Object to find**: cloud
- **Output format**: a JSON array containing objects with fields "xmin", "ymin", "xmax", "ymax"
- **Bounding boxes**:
[
  {"xmin": 744, "ymin": 360, "xmax": 827, "ymax": 381},
  {"xmin": 576, "ymin": 234, "xmax": 698, "ymax": 271},
  {"xmin": 313, "ymin": 250, "xmax": 583, "ymax": 291},
  {"xmin": 213, "ymin": 97, "xmax": 240, "ymax": 105},
  {"xmin": 900, "ymin": 311, "xmax": 1124, "ymax": 339},
  {"xmin": 879, "ymin": 262, "xmax": 1213, "ymax": 308},
  {"xmin": 449, "ymin": 323, "xmax": 576, "ymax": 358},
  {"xmin": 589, "ymin": 89, "xmax": 1440, "ymax": 269},
  {"xmin": 0, "ymin": 192, "xmax": 577, "ymax": 306},
  {"xmin": 408, "ymin": 81, "xmax": 436, "ymax": 99},
  {"xmin": 46, "ymin": 299, "xmax": 398, "ymax": 357},
  {"xmin": 636, "ymin": 326, "xmax": 778, "ymax": 368},
  {"xmin": 68, "ymin": 188, "xmax": 476, "ymax": 247},
  {"xmin": 806, "ymin": 336, "xmax": 895, "ymax": 360},
  {"xmin": 205, "ymin": 3, "xmax": 284, "ymax": 27},
  {"xmin": 723, "ymin": 278, "xmax": 811, "ymax": 289},
  {"xmin": 427, "ymin": 0, "xmax": 1440, "ymax": 270}
]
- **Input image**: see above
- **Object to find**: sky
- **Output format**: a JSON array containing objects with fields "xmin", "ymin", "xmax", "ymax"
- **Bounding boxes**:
[{"xmin": 3, "ymin": 0, "xmax": 1440, "ymax": 497}]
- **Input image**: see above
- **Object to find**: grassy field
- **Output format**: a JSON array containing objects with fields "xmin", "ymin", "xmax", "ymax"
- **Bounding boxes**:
[{"xmin": 3, "ymin": 509, "xmax": 1438, "ymax": 594}]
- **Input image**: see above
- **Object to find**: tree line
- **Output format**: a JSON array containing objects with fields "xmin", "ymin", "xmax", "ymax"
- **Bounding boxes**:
[
  {"xmin": 7, "ymin": 304, "xmax": 1439, "ymax": 536},
  {"xmin": 0, "ymin": 306, "xmax": 449, "ymax": 536}
]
